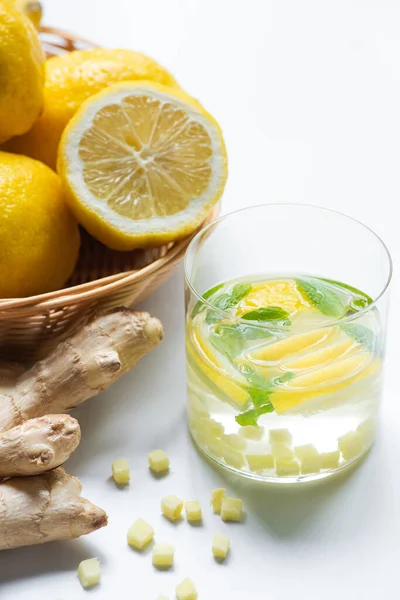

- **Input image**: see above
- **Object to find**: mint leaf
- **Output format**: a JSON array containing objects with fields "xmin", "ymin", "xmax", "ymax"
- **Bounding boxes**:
[
  {"xmin": 248, "ymin": 386, "xmax": 272, "ymax": 409},
  {"xmin": 296, "ymin": 279, "xmax": 345, "ymax": 318},
  {"xmin": 192, "ymin": 283, "xmax": 224, "ymax": 317},
  {"xmin": 209, "ymin": 324, "xmax": 271, "ymax": 359},
  {"xmin": 241, "ymin": 306, "xmax": 290, "ymax": 325},
  {"xmin": 230, "ymin": 283, "xmax": 252, "ymax": 305},
  {"xmin": 321, "ymin": 278, "xmax": 373, "ymax": 305},
  {"xmin": 273, "ymin": 371, "xmax": 296, "ymax": 385},
  {"xmin": 238, "ymin": 364, "xmax": 271, "ymax": 390},
  {"xmin": 235, "ymin": 403, "xmax": 274, "ymax": 427},
  {"xmin": 341, "ymin": 323, "xmax": 374, "ymax": 351}
]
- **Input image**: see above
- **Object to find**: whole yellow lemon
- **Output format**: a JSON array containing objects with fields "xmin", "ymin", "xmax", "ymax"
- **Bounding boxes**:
[
  {"xmin": 0, "ymin": 0, "xmax": 44, "ymax": 143},
  {"xmin": 4, "ymin": 48, "xmax": 178, "ymax": 170},
  {"xmin": 0, "ymin": 152, "xmax": 80, "ymax": 298}
]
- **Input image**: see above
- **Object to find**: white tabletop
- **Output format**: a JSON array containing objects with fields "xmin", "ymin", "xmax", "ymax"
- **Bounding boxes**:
[{"xmin": 2, "ymin": 1, "xmax": 399, "ymax": 598}]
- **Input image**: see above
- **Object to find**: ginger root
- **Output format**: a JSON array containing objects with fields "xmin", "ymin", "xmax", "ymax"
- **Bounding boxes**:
[
  {"xmin": 0, "ymin": 307, "xmax": 163, "ymax": 550},
  {"xmin": 0, "ymin": 414, "xmax": 80, "ymax": 478},
  {"xmin": 0, "ymin": 308, "xmax": 163, "ymax": 433},
  {"xmin": 0, "ymin": 468, "xmax": 107, "ymax": 550}
]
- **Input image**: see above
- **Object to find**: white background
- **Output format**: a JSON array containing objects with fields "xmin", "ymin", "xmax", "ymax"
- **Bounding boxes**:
[{"xmin": 1, "ymin": 1, "xmax": 400, "ymax": 598}]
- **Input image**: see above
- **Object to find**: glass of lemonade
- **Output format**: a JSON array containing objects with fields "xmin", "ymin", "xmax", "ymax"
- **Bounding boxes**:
[{"xmin": 184, "ymin": 204, "xmax": 392, "ymax": 483}]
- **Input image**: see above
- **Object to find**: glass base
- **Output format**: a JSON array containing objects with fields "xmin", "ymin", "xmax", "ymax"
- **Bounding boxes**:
[{"xmin": 190, "ymin": 430, "xmax": 372, "ymax": 484}]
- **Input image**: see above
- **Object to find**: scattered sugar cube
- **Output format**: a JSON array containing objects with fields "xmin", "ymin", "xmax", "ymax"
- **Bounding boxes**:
[
  {"xmin": 220, "ymin": 497, "xmax": 243, "ymax": 522},
  {"xmin": 246, "ymin": 454, "xmax": 274, "ymax": 471},
  {"xmin": 127, "ymin": 518, "xmax": 154, "ymax": 550},
  {"xmin": 112, "ymin": 458, "xmax": 130, "ymax": 485},
  {"xmin": 269, "ymin": 428, "xmax": 293, "ymax": 445},
  {"xmin": 152, "ymin": 543, "xmax": 174, "ymax": 569},
  {"xmin": 185, "ymin": 501, "xmax": 202, "ymax": 522},
  {"xmin": 77, "ymin": 558, "xmax": 100, "ymax": 589},
  {"xmin": 211, "ymin": 488, "xmax": 226, "ymax": 513},
  {"xmin": 161, "ymin": 495, "xmax": 184, "ymax": 521},
  {"xmin": 275, "ymin": 458, "xmax": 300, "ymax": 477},
  {"xmin": 176, "ymin": 578, "xmax": 197, "ymax": 600},
  {"xmin": 212, "ymin": 534, "xmax": 230, "ymax": 560},
  {"xmin": 294, "ymin": 444, "xmax": 321, "ymax": 474},
  {"xmin": 320, "ymin": 450, "xmax": 341, "ymax": 469},
  {"xmin": 271, "ymin": 442, "xmax": 294, "ymax": 460},
  {"xmin": 222, "ymin": 434, "xmax": 247, "ymax": 450},
  {"xmin": 338, "ymin": 431, "xmax": 365, "ymax": 461},
  {"xmin": 148, "ymin": 450, "xmax": 170, "ymax": 474},
  {"xmin": 239, "ymin": 425, "xmax": 265, "ymax": 440},
  {"xmin": 156, "ymin": 597, "xmax": 169, "ymax": 600}
]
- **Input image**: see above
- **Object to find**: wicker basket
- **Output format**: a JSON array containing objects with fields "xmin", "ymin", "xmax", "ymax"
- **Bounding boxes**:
[{"xmin": 0, "ymin": 27, "xmax": 218, "ymax": 362}]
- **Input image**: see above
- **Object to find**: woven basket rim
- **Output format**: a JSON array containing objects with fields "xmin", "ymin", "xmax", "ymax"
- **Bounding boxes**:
[{"xmin": 0, "ymin": 209, "xmax": 218, "ymax": 312}]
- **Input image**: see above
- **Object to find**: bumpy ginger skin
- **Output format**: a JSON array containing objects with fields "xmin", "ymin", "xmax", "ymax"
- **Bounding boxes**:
[
  {"xmin": 0, "ymin": 308, "xmax": 163, "ymax": 433},
  {"xmin": 0, "ymin": 414, "xmax": 80, "ymax": 477},
  {"xmin": 0, "ymin": 468, "xmax": 107, "ymax": 550}
]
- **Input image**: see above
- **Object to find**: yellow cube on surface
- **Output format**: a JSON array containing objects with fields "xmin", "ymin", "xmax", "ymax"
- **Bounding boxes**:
[
  {"xmin": 211, "ymin": 488, "xmax": 226, "ymax": 513},
  {"xmin": 338, "ymin": 431, "xmax": 365, "ymax": 461},
  {"xmin": 77, "ymin": 558, "xmax": 100, "ymax": 589},
  {"xmin": 220, "ymin": 497, "xmax": 243, "ymax": 522},
  {"xmin": 239, "ymin": 425, "xmax": 265, "ymax": 440},
  {"xmin": 320, "ymin": 450, "xmax": 341, "ymax": 469},
  {"xmin": 275, "ymin": 458, "xmax": 300, "ymax": 477},
  {"xmin": 176, "ymin": 578, "xmax": 197, "ymax": 600},
  {"xmin": 185, "ymin": 501, "xmax": 202, "ymax": 522},
  {"xmin": 246, "ymin": 454, "xmax": 274, "ymax": 472},
  {"xmin": 294, "ymin": 444, "xmax": 321, "ymax": 474},
  {"xmin": 156, "ymin": 597, "xmax": 169, "ymax": 600},
  {"xmin": 269, "ymin": 428, "xmax": 293, "ymax": 445},
  {"xmin": 112, "ymin": 458, "xmax": 130, "ymax": 485},
  {"xmin": 222, "ymin": 434, "xmax": 247, "ymax": 450},
  {"xmin": 212, "ymin": 534, "xmax": 230, "ymax": 559},
  {"xmin": 152, "ymin": 543, "xmax": 174, "ymax": 568},
  {"xmin": 161, "ymin": 495, "xmax": 184, "ymax": 521},
  {"xmin": 271, "ymin": 442, "xmax": 294, "ymax": 460},
  {"xmin": 148, "ymin": 450, "xmax": 170, "ymax": 474},
  {"xmin": 127, "ymin": 518, "xmax": 154, "ymax": 550}
]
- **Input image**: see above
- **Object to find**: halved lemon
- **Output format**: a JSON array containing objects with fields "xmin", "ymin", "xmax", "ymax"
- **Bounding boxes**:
[{"xmin": 57, "ymin": 81, "xmax": 228, "ymax": 250}]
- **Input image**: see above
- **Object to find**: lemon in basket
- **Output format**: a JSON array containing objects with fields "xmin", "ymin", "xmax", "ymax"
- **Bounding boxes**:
[
  {"xmin": 4, "ymin": 48, "xmax": 179, "ymax": 170},
  {"xmin": 57, "ymin": 81, "xmax": 228, "ymax": 250},
  {"xmin": 0, "ymin": 0, "xmax": 44, "ymax": 143},
  {"xmin": 0, "ymin": 152, "xmax": 80, "ymax": 298}
]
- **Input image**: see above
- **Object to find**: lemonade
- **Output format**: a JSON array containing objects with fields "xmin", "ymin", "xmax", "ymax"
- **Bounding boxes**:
[{"xmin": 186, "ymin": 275, "xmax": 382, "ymax": 482}]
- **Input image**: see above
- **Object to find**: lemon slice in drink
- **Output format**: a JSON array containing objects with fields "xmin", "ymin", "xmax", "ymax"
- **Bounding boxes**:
[
  {"xmin": 236, "ymin": 279, "xmax": 311, "ymax": 317},
  {"xmin": 58, "ymin": 81, "xmax": 228, "ymax": 250},
  {"xmin": 188, "ymin": 326, "xmax": 249, "ymax": 407}
]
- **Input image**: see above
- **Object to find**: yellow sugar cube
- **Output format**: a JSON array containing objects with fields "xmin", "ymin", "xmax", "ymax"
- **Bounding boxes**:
[
  {"xmin": 294, "ymin": 444, "xmax": 321, "ymax": 474},
  {"xmin": 239, "ymin": 425, "xmax": 265, "ymax": 440},
  {"xmin": 357, "ymin": 418, "xmax": 376, "ymax": 446},
  {"xmin": 222, "ymin": 434, "xmax": 247, "ymax": 451},
  {"xmin": 212, "ymin": 534, "xmax": 230, "ymax": 560},
  {"xmin": 275, "ymin": 458, "xmax": 300, "ymax": 477},
  {"xmin": 77, "ymin": 558, "xmax": 100, "ymax": 589},
  {"xmin": 211, "ymin": 488, "xmax": 226, "ymax": 513},
  {"xmin": 338, "ymin": 431, "xmax": 365, "ymax": 461},
  {"xmin": 185, "ymin": 501, "xmax": 202, "ymax": 522},
  {"xmin": 152, "ymin": 543, "xmax": 174, "ymax": 569},
  {"xmin": 112, "ymin": 458, "xmax": 130, "ymax": 485},
  {"xmin": 161, "ymin": 495, "xmax": 184, "ymax": 521},
  {"xmin": 246, "ymin": 453, "xmax": 274, "ymax": 472},
  {"xmin": 127, "ymin": 518, "xmax": 154, "ymax": 550},
  {"xmin": 271, "ymin": 442, "xmax": 294, "ymax": 460},
  {"xmin": 148, "ymin": 450, "xmax": 170, "ymax": 474},
  {"xmin": 269, "ymin": 428, "xmax": 293, "ymax": 445},
  {"xmin": 220, "ymin": 497, "xmax": 243, "ymax": 522},
  {"xmin": 176, "ymin": 578, "xmax": 197, "ymax": 600},
  {"xmin": 220, "ymin": 444, "xmax": 245, "ymax": 469},
  {"xmin": 156, "ymin": 597, "xmax": 169, "ymax": 600},
  {"xmin": 320, "ymin": 450, "xmax": 341, "ymax": 469}
]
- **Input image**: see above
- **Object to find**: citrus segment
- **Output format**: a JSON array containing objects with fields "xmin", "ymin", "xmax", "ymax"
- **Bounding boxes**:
[
  {"xmin": 58, "ymin": 81, "xmax": 227, "ymax": 250},
  {"xmin": 236, "ymin": 279, "xmax": 311, "ymax": 317},
  {"xmin": 250, "ymin": 327, "xmax": 338, "ymax": 362}
]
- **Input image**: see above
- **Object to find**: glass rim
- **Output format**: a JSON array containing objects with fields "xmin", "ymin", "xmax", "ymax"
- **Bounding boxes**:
[{"xmin": 184, "ymin": 202, "xmax": 393, "ymax": 330}]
